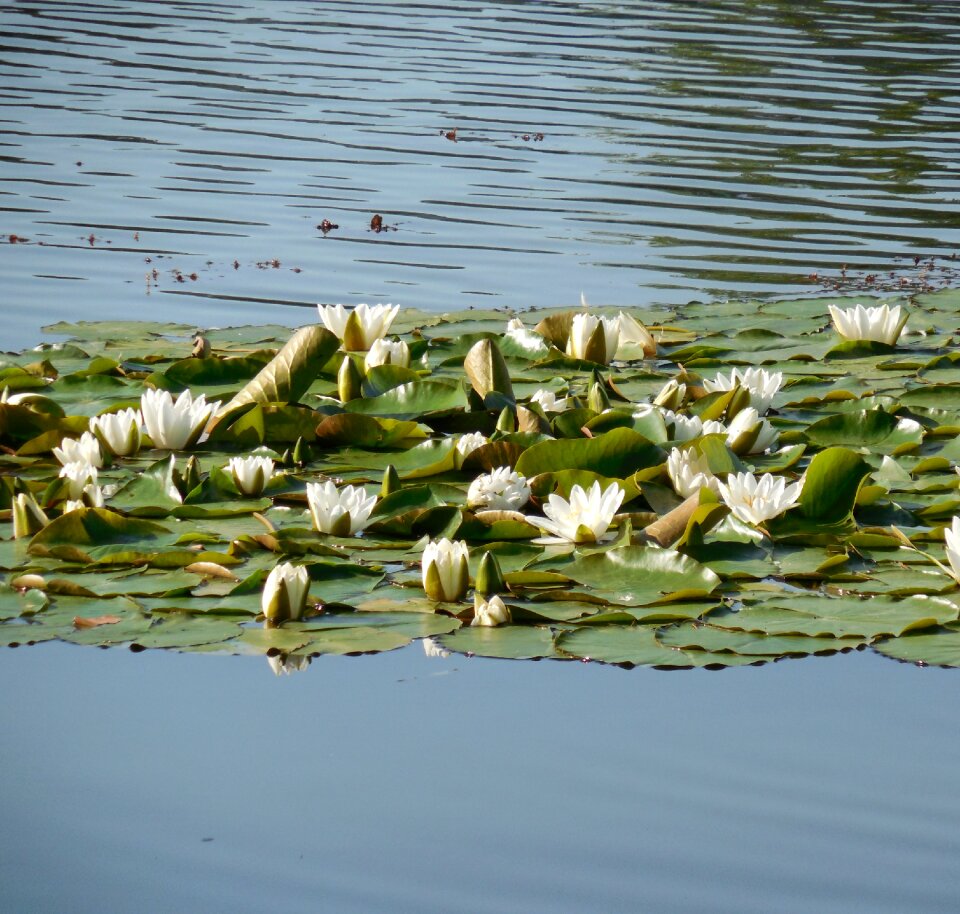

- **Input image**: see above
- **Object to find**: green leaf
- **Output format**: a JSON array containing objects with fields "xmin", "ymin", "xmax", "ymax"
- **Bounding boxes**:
[{"xmin": 516, "ymin": 427, "xmax": 664, "ymax": 477}]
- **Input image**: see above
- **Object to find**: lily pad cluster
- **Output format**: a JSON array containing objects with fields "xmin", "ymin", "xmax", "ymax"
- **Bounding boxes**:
[{"xmin": 4, "ymin": 290, "xmax": 960, "ymax": 670}]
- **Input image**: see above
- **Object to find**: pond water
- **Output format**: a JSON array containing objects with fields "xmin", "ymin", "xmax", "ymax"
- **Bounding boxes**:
[
  {"xmin": 3, "ymin": 1, "xmax": 960, "ymax": 910},
  {"xmin": 2, "ymin": 0, "xmax": 959, "ymax": 350}
]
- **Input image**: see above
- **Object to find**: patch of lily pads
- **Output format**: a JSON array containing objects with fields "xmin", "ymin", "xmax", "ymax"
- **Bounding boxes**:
[{"xmin": 4, "ymin": 289, "xmax": 960, "ymax": 673}]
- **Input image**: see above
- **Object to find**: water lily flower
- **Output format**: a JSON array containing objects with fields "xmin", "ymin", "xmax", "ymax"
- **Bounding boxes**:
[
  {"xmin": 943, "ymin": 517, "xmax": 960, "ymax": 584},
  {"xmin": 662, "ymin": 411, "xmax": 704, "ymax": 442},
  {"xmin": 666, "ymin": 447, "xmax": 719, "ymax": 498},
  {"xmin": 228, "ymin": 455, "xmax": 275, "ymax": 496},
  {"xmin": 566, "ymin": 312, "xmax": 619, "ymax": 364},
  {"xmin": 828, "ymin": 303, "xmax": 908, "ymax": 345},
  {"xmin": 261, "ymin": 561, "xmax": 311, "ymax": 623},
  {"xmin": 467, "ymin": 466, "xmax": 531, "ymax": 511},
  {"xmin": 725, "ymin": 407, "xmax": 779, "ymax": 455},
  {"xmin": 12, "ymin": 491, "xmax": 48, "ymax": 538},
  {"xmin": 306, "ymin": 480, "xmax": 377, "ymax": 536},
  {"xmin": 267, "ymin": 654, "xmax": 312, "ymax": 676},
  {"xmin": 0, "ymin": 387, "xmax": 30, "ymax": 405},
  {"xmin": 472, "ymin": 594, "xmax": 511, "ymax": 627},
  {"xmin": 63, "ymin": 483, "xmax": 104, "ymax": 513},
  {"xmin": 616, "ymin": 310, "xmax": 657, "ymax": 358},
  {"xmin": 52, "ymin": 431, "xmax": 103, "ymax": 468},
  {"xmin": 455, "ymin": 432, "xmax": 488, "ymax": 465},
  {"xmin": 364, "ymin": 337, "xmax": 411, "ymax": 371},
  {"xmin": 717, "ymin": 471, "xmax": 803, "ymax": 527},
  {"xmin": 318, "ymin": 302, "xmax": 399, "ymax": 351},
  {"xmin": 654, "ymin": 379, "xmax": 686, "ymax": 411},
  {"xmin": 141, "ymin": 388, "xmax": 220, "ymax": 450},
  {"xmin": 422, "ymin": 538, "xmax": 470, "ymax": 602},
  {"xmin": 531, "ymin": 481, "xmax": 624, "ymax": 543},
  {"xmin": 530, "ymin": 388, "xmax": 569, "ymax": 413},
  {"xmin": 703, "ymin": 367, "xmax": 783, "ymax": 415},
  {"xmin": 89, "ymin": 408, "xmax": 142, "ymax": 457},
  {"xmin": 59, "ymin": 461, "xmax": 98, "ymax": 500},
  {"xmin": 504, "ymin": 317, "xmax": 547, "ymax": 354}
]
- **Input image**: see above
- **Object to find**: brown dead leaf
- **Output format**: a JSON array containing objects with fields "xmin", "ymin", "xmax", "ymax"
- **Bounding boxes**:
[{"xmin": 73, "ymin": 614, "xmax": 122, "ymax": 629}]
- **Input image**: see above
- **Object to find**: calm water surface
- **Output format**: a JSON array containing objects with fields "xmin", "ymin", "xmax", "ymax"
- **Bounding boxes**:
[
  {"xmin": 2, "ymin": 0, "xmax": 959, "ymax": 348},
  {"xmin": 3, "ymin": 2, "xmax": 960, "ymax": 910}
]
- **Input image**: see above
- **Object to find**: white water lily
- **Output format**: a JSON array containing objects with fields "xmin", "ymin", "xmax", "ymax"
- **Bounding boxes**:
[
  {"xmin": 306, "ymin": 480, "xmax": 377, "ymax": 536},
  {"xmin": 141, "ymin": 388, "xmax": 219, "ymax": 450},
  {"xmin": 59, "ymin": 461, "xmax": 97, "ymax": 500},
  {"xmin": 63, "ymin": 483, "xmax": 104, "ymax": 513},
  {"xmin": 666, "ymin": 447, "xmax": 719, "ymax": 498},
  {"xmin": 703, "ymin": 367, "xmax": 783, "ymax": 415},
  {"xmin": 228, "ymin": 455, "xmax": 275, "ymax": 496},
  {"xmin": 530, "ymin": 388, "xmax": 569, "ymax": 413},
  {"xmin": 532, "ymin": 481, "xmax": 625, "ymax": 544},
  {"xmin": 725, "ymin": 407, "xmax": 779, "ymax": 455},
  {"xmin": 472, "ymin": 594, "xmax": 511, "ymax": 627},
  {"xmin": 365, "ymin": 337, "xmax": 410, "ymax": 371},
  {"xmin": 828, "ymin": 303, "xmax": 908, "ymax": 345},
  {"xmin": 422, "ymin": 538, "xmax": 470, "ymax": 602},
  {"xmin": 616, "ymin": 310, "xmax": 657, "ymax": 358},
  {"xmin": 944, "ymin": 517, "xmax": 960, "ymax": 584},
  {"xmin": 662, "ymin": 411, "xmax": 704, "ymax": 442},
  {"xmin": 52, "ymin": 432, "xmax": 103, "ymax": 468},
  {"xmin": 505, "ymin": 317, "xmax": 548, "ymax": 354},
  {"xmin": 455, "ymin": 432, "xmax": 488, "ymax": 464},
  {"xmin": 467, "ymin": 466, "xmax": 531, "ymax": 511},
  {"xmin": 654, "ymin": 379, "xmax": 686, "ymax": 411},
  {"xmin": 89, "ymin": 408, "xmax": 142, "ymax": 457},
  {"xmin": 261, "ymin": 561, "xmax": 311, "ymax": 623},
  {"xmin": 318, "ymin": 302, "xmax": 400, "ymax": 351},
  {"xmin": 566, "ymin": 312, "xmax": 619, "ymax": 364},
  {"xmin": 717, "ymin": 471, "xmax": 803, "ymax": 527}
]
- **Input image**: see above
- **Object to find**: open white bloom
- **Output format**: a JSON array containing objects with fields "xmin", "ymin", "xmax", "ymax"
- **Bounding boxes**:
[
  {"xmin": 703, "ymin": 368, "xmax": 783, "ymax": 415},
  {"xmin": 666, "ymin": 447, "xmax": 719, "ymax": 498},
  {"xmin": 467, "ymin": 466, "xmax": 531, "ymax": 511},
  {"xmin": 228, "ymin": 455, "xmax": 275, "ymax": 496},
  {"xmin": 267, "ymin": 654, "xmax": 312, "ymax": 676},
  {"xmin": 261, "ymin": 562, "xmax": 311, "ymax": 623},
  {"xmin": 141, "ymin": 388, "xmax": 219, "ymax": 450},
  {"xmin": 456, "ymin": 432, "xmax": 488, "ymax": 462},
  {"xmin": 532, "ymin": 481, "xmax": 625, "ymax": 544},
  {"xmin": 944, "ymin": 517, "xmax": 960, "ymax": 584},
  {"xmin": 422, "ymin": 538, "xmax": 470, "ymax": 602},
  {"xmin": 616, "ymin": 310, "xmax": 657, "ymax": 358},
  {"xmin": 530, "ymin": 388, "xmax": 569, "ymax": 413},
  {"xmin": 306, "ymin": 480, "xmax": 377, "ymax": 536},
  {"xmin": 52, "ymin": 432, "xmax": 103, "ymax": 469},
  {"xmin": 59, "ymin": 461, "xmax": 97, "ymax": 500},
  {"xmin": 89, "ymin": 408, "xmax": 142, "ymax": 457},
  {"xmin": 566, "ymin": 312, "xmax": 619, "ymax": 364},
  {"xmin": 717, "ymin": 472, "xmax": 803, "ymax": 527},
  {"xmin": 365, "ymin": 337, "xmax": 411, "ymax": 371},
  {"xmin": 472, "ymin": 594, "xmax": 511, "ymax": 627},
  {"xmin": 828, "ymin": 303, "xmax": 907, "ymax": 346},
  {"xmin": 725, "ymin": 407, "xmax": 779, "ymax": 455},
  {"xmin": 702, "ymin": 419, "xmax": 727, "ymax": 436},
  {"xmin": 318, "ymin": 303, "xmax": 400, "ymax": 351},
  {"xmin": 663, "ymin": 411, "xmax": 704, "ymax": 442}
]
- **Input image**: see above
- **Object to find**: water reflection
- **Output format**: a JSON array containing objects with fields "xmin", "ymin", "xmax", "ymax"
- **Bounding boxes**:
[{"xmin": 2, "ymin": 0, "xmax": 958, "ymax": 350}]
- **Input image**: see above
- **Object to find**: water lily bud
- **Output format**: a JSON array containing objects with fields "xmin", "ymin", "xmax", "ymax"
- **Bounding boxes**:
[
  {"xmin": 495, "ymin": 406, "xmax": 516, "ymax": 434},
  {"xmin": 616, "ymin": 310, "xmax": 657, "ymax": 358},
  {"xmin": 654, "ymin": 379, "xmax": 686, "ymax": 411},
  {"xmin": 475, "ymin": 550, "xmax": 506, "ymax": 597},
  {"xmin": 944, "ymin": 516, "xmax": 960, "ymax": 584},
  {"xmin": 306, "ymin": 480, "xmax": 377, "ymax": 536},
  {"xmin": 292, "ymin": 436, "xmax": 309, "ymax": 468},
  {"xmin": 279, "ymin": 447, "xmax": 292, "ymax": 468},
  {"xmin": 422, "ymin": 538, "xmax": 469, "ymax": 602},
  {"xmin": 261, "ymin": 561, "xmax": 311, "ymax": 624},
  {"xmin": 588, "ymin": 380, "xmax": 610, "ymax": 413},
  {"xmin": 381, "ymin": 464, "xmax": 401, "ymax": 498},
  {"xmin": 725, "ymin": 407, "xmax": 778, "ymax": 456},
  {"xmin": 182, "ymin": 455, "xmax": 202, "ymax": 494},
  {"xmin": 227, "ymin": 455, "xmax": 275, "ymax": 495},
  {"xmin": 13, "ymin": 491, "xmax": 48, "ymax": 539},
  {"xmin": 666, "ymin": 447, "xmax": 719, "ymax": 498},
  {"xmin": 530, "ymin": 389, "xmax": 569, "ymax": 413},
  {"xmin": 59, "ymin": 461, "xmax": 97, "ymax": 500},
  {"xmin": 365, "ymin": 338, "xmax": 411, "ymax": 371},
  {"xmin": 455, "ymin": 432, "xmax": 488, "ymax": 468},
  {"xmin": 566, "ymin": 312, "xmax": 619, "ymax": 364},
  {"xmin": 338, "ymin": 355, "xmax": 363, "ymax": 402},
  {"xmin": 89, "ymin": 408, "xmax": 142, "ymax": 457},
  {"xmin": 472, "ymin": 594, "xmax": 511, "ymax": 627}
]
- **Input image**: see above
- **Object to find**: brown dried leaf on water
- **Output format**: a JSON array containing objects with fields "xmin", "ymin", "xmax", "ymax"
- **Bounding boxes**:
[
  {"xmin": 73, "ymin": 615, "xmax": 122, "ymax": 629},
  {"xmin": 185, "ymin": 562, "xmax": 239, "ymax": 581}
]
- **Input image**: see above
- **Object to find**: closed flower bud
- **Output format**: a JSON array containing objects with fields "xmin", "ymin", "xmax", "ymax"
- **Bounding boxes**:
[
  {"xmin": 89, "ymin": 408, "xmax": 142, "ymax": 457},
  {"xmin": 227, "ymin": 455, "xmax": 275, "ymax": 495},
  {"xmin": 566, "ymin": 312, "xmax": 619, "ymax": 364},
  {"xmin": 365, "ymin": 338, "xmax": 410, "ymax": 371},
  {"xmin": 472, "ymin": 594, "xmax": 511, "ymax": 627},
  {"xmin": 381, "ymin": 464, "xmax": 401, "ymax": 498},
  {"xmin": 474, "ymin": 550, "xmax": 507, "ymax": 597},
  {"xmin": 318, "ymin": 303, "xmax": 400, "ymax": 352},
  {"xmin": 306, "ymin": 480, "xmax": 377, "ymax": 536},
  {"xmin": 654, "ymin": 379, "xmax": 686, "ymax": 411},
  {"xmin": 261, "ymin": 562, "xmax": 311, "ymax": 624},
  {"xmin": 338, "ymin": 354, "xmax": 363, "ymax": 402},
  {"xmin": 422, "ymin": 538, "xmax": 469, "ymax": 602},
  {"xmin": 13, "ymin": 491, "xmax": 48, "ymax": 539}
]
